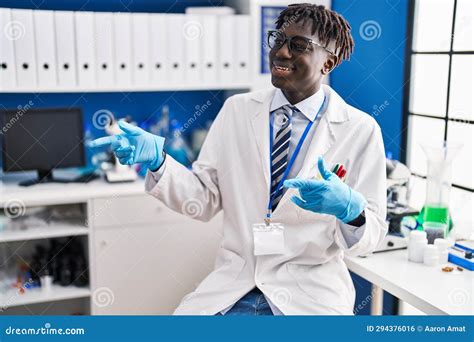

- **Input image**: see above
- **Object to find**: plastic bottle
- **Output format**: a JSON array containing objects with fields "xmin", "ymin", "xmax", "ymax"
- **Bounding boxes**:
[{"xmin": 408, "ymin": 230, "xmax": 428, "ymax": 263}]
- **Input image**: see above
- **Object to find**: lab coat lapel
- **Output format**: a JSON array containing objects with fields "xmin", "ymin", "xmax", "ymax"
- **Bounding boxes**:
[{"xmin": 249, "ymin": 89, "xmax": 276, "ymax": 193}]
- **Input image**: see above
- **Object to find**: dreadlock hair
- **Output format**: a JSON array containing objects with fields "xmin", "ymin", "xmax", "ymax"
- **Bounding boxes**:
[{"xmin": 275, "ymin": 3, "xmax": 355, "ymax": 67}]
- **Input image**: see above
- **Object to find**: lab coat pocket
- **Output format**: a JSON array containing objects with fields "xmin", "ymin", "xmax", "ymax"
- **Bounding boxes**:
[{"xmin": 286, "ymin": 262, "xmax": 349, "ymax": 307}]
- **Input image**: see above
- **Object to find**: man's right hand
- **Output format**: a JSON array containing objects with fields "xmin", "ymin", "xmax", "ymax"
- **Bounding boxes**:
[{"xmin": 90, "ymin": 120, "xmax": 165, "ymax": 171}]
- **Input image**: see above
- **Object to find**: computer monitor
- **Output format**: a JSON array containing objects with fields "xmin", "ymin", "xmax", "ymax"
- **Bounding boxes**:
[{"xmin": 1, "ymin": 107, "xmax": 85, "ymax": 186}]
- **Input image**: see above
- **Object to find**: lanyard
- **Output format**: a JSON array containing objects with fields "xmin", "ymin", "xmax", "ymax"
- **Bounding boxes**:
[{"xmin": 266, "ymin": 96, "xmax": 326, "ymax": 222}]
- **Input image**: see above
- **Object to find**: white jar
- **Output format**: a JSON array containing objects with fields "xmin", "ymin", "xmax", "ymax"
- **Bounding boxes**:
[
  {"xmin": 408, "ymin": 230, "xmax": 428, "ymax": 263},
  {"xmin": 423, "ymin": 245, "xmax": 440, "ymax": 266},
  {"xmin": 434, "ymin": 238, "xmax": 450, "ymax": 264}
]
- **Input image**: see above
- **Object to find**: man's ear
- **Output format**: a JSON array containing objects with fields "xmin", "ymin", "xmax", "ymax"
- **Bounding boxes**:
[{"xmin": 321, "ymin": 55, "xmax": 338, "ymax": 75}]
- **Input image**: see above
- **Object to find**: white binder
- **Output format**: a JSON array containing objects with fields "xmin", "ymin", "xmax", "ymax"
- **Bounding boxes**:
[
  {"xmin": 149, "ymin": 13, "xmax": 167, "ymax": 86},
  {"xmin": 113, "ymin": 12, "xmax": 132, "ymax": 87},
  {"xmin": 11, "ymin": 9, "xmax": 37, "ymax": 88},
  {"xmin": 54, "ymin": 11, "xmax": 77, "ymax": 87},
  {"xmin": 201, "ymin": 15, "xmax": 217, "ymax": 85},
  {"xmin": 167, "ymin": 14, "xmax": 185, "ymax": 84},
  {"xmin": 94, "ymin": 12, "xmax": 115, "ymax": 87},
  {"xmin": 75, "ymin": 11, "xmax": 96, "ymax": 87},
  {"xmin": 183, "ymin": 14, "xmax": 201, "ymax": 85},
  {"xmin": 33, "ymin": 10, "xmax": 57, "ymax": 88},
  {"xmin": 217, "ymin": 15, "xmax": 235, "ymax": 84},
  {"xmin": 131, "ymin": 13, "xmax": 150, "ymax": 87},
  {"xmin": 0, "ymin": 8, "xmax": 17, "ymax": 89},
  {"xmin": 235, "ymin": 15, "xmax": 250, "ymax": 84}
]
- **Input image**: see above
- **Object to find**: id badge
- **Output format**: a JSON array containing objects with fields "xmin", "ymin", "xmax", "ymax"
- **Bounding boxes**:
[{"xmin": 253, "ymin": 223, "xmax": 285, "ymax": 256}]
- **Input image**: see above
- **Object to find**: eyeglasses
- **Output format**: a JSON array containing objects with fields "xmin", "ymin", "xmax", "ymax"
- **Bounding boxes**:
[{"xmin": 267, "ymin": 30, "xmax": 336, "ymax": 57}]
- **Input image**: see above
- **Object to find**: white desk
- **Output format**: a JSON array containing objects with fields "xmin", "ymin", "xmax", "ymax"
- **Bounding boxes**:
[
  {"xmin": 0, "ymin": 178, "xmax": 223, "ymax": 315},
  {"xmin": 345, "ymin": 250, "xmax": 473, "ymax": 315}
]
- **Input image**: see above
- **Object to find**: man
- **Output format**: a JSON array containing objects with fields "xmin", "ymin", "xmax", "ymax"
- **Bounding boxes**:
[{"xmin": 91, "ymin": 3, "xmax": 387, "ymax": 315}]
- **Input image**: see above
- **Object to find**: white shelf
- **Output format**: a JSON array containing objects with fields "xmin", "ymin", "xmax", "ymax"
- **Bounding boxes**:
[
  {"xmin": 0, "ymin": 83, "xmax": 252, "ymax": 93},
  {"xmin": 0, "ymin": 224, "xmax": 88, "ymax": 243},
  {"xmin": 0, "ymin": 285, "xmax": 90, "ymax": 308}
]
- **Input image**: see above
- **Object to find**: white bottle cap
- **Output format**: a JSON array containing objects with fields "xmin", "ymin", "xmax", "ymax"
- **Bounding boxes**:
[
  {"xmin": 434, "ymin": 238, "xmax": 450, "ymax": 251},
  {"xmin": 410, "ymin": 230, "xmax": 427, "ymax": 241}
]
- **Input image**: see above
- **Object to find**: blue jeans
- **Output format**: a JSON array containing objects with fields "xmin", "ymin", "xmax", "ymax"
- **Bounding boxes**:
[{"xmin": 217, "ymin": 287, "xmax": 274, "ymax": 316}]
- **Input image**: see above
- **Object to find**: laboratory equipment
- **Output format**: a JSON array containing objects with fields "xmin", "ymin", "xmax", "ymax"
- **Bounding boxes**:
[
  {"xmin": 419, "ymin": 142, "xmax": 461, "ymax": 233},
  {"xmin": 434, "ymin": 238, "xmax": 449, "ymax": 264},
  {"xmin": 423, "ymin": 221, "xmax": 448, "ymax": 244},
  {"xmin": 1, "ymin": 107, "xmax": 85, "ymax": 186},
  {"xmin": 408, "ymin": 230, "xmax": 427, "ymax": 263},
  {"xmin": 423, "ymin": 245, "xmax": 440, "ymax": 266},
  {"xmin": 375, "ymin": 159, "xmax": 418, "ymax": 253},
  {"xmin": 448, "ymin": 241, "xmax": 474, "ymax": 271}
]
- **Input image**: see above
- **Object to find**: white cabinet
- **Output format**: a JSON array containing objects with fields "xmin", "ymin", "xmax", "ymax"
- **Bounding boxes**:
[{"xmin": 89, "ymin": 195, "xmax": 223, "ymax": 315}]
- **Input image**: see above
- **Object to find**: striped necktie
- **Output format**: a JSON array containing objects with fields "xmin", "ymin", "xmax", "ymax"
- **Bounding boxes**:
[{"xmin": 270, "ymin": 104, "xmax": 296, "ymax": 212}]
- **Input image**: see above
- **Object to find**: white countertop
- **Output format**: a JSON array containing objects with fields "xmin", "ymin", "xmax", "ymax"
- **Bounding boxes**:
[
  {"xmin": 0, "ymin": 178, "xmax": 145, "ymax": 207},
  {"xmin": 345, "ymin": 249, "xmax": 473, "ymax": 315}
]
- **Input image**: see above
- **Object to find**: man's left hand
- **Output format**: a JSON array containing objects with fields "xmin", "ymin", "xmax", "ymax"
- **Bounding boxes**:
[{"xmin": 284, "ymin": 156, "xmax": 367, "ymax": 223}]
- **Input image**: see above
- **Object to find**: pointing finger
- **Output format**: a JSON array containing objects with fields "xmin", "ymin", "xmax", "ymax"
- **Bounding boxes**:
[{"xmin": 90, "ymin": 136, "xmax": 116, "ymax": 148}]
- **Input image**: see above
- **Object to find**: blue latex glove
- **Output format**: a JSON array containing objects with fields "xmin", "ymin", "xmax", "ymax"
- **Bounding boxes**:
[
  {"xmin": 283, "ymin": 156, "xmax": 367, "ymax": 223},
  {"xmin": 90, "ymin": 120, "xmax": 165, "ymax": 170}
]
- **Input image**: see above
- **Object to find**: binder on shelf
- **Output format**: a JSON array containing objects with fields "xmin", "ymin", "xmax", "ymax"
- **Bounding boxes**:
[
  {"xmin": 113, "ymin": 12, "xmax": 132, "ymax": 87},
  {"xmin": 75, "ymin": 11, "xmax": 96, "ymax": 87},
  {"xmin": 149, "ymin": 13, "xmax": 168, "ymax": 86},
  {"xmin": 183, "ymin": 14, "xmax": 201, "ymax": 85},
  {"xmin": 167, "ymin": 14, "xmax": 185, "ymax": 84},
  {"xmin": 54, "ymin": 11, "xmax": 77, "ymax": 87},
  {"xmin": 11, "ymin": 9, "xmax": 37, "ymax": 88},
  {"xmin": 33, "ymin": 10, "xmax": 57, "ymax": 88},
  {"xmin": 235, "ymin": 15, "xmax": 251, "ymax": 84},
  {"xmin": 217, "ymin": 15, "xmax": 235, "ymax": 84},
  {"xmin": 131, "ymin": 13, "xmax": 150, "ymax": 86},
  {"xmin": 0, "ymin": 8, "xmax": 17, "ymax": 89},
  {"xmin": 201, "ymin": 15, "xmax": 217, "ymax": 85},
  {"xmin": 94, "ymin": 12, "xmax": 115, "ymax": 87}
]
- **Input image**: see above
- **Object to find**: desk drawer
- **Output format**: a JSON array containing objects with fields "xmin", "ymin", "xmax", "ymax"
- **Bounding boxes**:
[{"xmin": 89, "ymin": 194, "xmax": 166, "ymax": 227}]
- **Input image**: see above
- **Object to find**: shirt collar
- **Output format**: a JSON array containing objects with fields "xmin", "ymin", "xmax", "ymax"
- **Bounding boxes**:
[{"xmin": 270, "ymin": 87, "xmax": 325, "ymax": 122}]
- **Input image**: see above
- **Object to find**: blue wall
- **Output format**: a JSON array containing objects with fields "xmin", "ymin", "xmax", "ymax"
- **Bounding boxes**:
[{"xmin": 332, "ymin": 0, "xmax": 409, "ymax": 161}]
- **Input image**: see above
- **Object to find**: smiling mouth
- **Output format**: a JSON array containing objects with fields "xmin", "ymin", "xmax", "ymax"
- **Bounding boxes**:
[{"xmin": 272, "ymin": 62, "xmax": 295, "ymax": 71}]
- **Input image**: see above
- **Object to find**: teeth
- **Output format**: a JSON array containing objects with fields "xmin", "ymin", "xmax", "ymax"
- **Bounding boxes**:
[{"xmin": 275, "ymin": 65, "xmax": 290, "ymax": 71}]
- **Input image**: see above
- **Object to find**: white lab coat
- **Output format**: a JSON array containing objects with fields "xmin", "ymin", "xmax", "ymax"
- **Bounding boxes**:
[{"xmin": 145, "ymin": 84, "xmax": 388, "ymax": 315}]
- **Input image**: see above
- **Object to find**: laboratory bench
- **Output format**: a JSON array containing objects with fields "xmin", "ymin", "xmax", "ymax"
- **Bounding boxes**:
[{"xmin": 345, "ymin": 250, "xmax": 473, "ymax": 315}]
